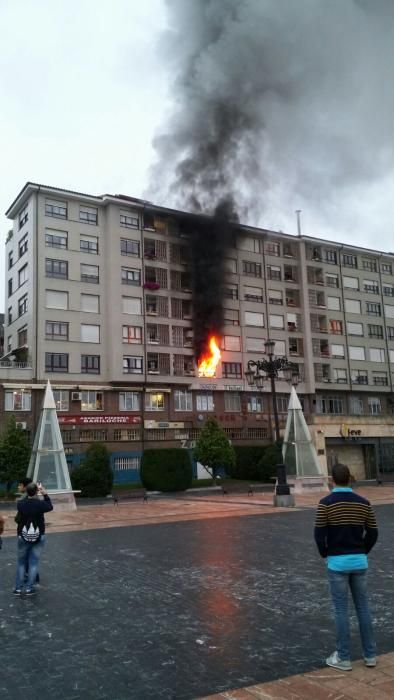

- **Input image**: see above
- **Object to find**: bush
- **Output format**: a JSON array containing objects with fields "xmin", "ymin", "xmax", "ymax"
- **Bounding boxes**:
[
  {"xmin": 257, "ymin": 443, "xmax": 281, "ymax": 482},
  {"xmin": 71, "ymin": 443, "xmax": 113, "ymax": 497},
  {"xmin": 140, "ymin": 449, "xmax": 193, "ymax": 492},
  {"xmin": 194, "ymin": 418, "xmax": 236, "ymax": 477},
  {"xmin": 227, "ymin": 446, "xmax": 266, "ymax": 480}
]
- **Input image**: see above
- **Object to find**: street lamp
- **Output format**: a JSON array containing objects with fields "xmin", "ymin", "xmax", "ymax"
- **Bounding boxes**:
[{"xmin": 245, "ymin": 339, "xmax": 300, "ymax": 505}]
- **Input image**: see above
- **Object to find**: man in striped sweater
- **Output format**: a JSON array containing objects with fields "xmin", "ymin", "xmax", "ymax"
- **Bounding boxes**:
[{"xmin": 314, "ymin": 463, "xmax": 378, "ymax": 671}]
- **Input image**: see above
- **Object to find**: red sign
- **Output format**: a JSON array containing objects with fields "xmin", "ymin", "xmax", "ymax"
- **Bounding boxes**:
[{"xmin": 58, "ymin": 414, "xmax": 142, "ymax": 426}]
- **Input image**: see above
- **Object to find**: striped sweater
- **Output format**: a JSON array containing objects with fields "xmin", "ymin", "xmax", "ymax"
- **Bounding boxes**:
[{"xmin": 314, "ymin": 489, "xmax": 378, "ymax": 558}]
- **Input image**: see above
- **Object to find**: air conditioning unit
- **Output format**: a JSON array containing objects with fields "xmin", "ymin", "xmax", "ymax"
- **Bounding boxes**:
[
  {"xmin": 16, "ymin": 421, "xmax": 27, "ymax": 430},
  {"xmin": 71, "ymin": 392, "xmax": 82, "ymax": 401}
]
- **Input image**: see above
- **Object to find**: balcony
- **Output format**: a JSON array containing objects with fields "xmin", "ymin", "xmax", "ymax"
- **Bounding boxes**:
[
  {"xmin": 144, "ymin": 282, "xmax": 160, "ymax": 291},
  {"xmin": 0, "ymin": 360, "xmax": 33, "ymax": 380}
]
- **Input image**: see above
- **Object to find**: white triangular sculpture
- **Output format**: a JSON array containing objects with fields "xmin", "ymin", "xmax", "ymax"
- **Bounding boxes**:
[
  {"xmin": 27, "ymin": 381, "xmax": 77, "ymax": 510},
  {"xmin": 282, "ymin": 387, "xmax": 329, "ymax": 492}
]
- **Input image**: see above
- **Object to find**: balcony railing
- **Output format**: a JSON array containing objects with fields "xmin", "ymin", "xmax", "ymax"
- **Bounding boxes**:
[{"xmin": 0, "ymin": 361, "xmax": 32, "ymax": 369}]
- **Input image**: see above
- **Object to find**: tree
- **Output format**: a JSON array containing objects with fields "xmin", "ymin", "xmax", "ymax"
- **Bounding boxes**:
[
  {"xmin": 140, "ymin": 448, "xmax": 193, "ymax": 492},
  {"xmin": 194, "ymin": 417, "xmax": 236, "ymax": 478},
  {"xmin": 71, "ymin": 443, "xmax": 113, "ymax": 497},
  {"xmin": 0, "ymin": 415, "xmax": 31, "ymax": 492}
]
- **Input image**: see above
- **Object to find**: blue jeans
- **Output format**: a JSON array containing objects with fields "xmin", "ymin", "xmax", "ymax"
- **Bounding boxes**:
[
  {"xmin": 328, "ymin": 569, "xmax": 376, "ymax": 660},
  {"xmin": 15, "ymin": 536, "xmax": 46, "ymax": 590}
]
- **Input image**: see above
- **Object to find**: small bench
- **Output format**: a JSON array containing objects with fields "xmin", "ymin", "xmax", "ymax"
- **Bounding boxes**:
[
  {"xmin": 112, "ymin": 488, "xmax": 148, "ymax": 505},
  {"xmin": 220, "ymin": 482, "xmax": 254, "ymax": 497}
]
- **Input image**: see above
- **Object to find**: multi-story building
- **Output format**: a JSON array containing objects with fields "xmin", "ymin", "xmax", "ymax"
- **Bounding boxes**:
[{"xmin": 3, "ymin": 182, "xmax": 394, "ymax": 483}]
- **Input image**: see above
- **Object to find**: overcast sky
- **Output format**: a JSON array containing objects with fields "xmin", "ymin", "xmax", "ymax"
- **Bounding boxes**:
[{"xmin": 1, "ymin": 0, "xmax": 394, "ymax": 311}]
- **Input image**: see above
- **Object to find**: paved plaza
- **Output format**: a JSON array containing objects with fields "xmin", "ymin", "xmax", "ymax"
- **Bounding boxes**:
[{"xmin": 0, "ymin": 488, "xmax": 394, "ymax": 699}]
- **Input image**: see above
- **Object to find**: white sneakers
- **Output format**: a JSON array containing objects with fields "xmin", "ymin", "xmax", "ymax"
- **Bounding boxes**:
[{"xmin": 326, "ymin": 651, "xmax": 377, "ymax": 671}]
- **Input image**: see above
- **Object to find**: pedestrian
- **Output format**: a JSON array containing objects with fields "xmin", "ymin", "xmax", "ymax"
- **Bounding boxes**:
[
  {"xmin": 15, "ymin": 477, "xmax": 38, "ymax": 583},
  {"xmin": 314, "ymin": 462, "xmax": 378, "ymax": 671},
  {"xmin": 14, "ymin": 482, "xmax": 53, "ymax": 597}
]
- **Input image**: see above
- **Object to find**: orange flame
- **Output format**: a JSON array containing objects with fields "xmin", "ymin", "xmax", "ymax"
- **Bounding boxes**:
[{"xmin": 198, "ymin": 336, "xmax": 221, "ymax": 378}]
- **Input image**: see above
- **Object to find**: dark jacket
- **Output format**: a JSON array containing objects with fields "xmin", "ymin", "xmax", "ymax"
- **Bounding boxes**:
[
  {"xmin": 314, "ymin": 490, "xmax": 378, "ymax": 558},
  {"xmin": 16, "ymin": 495, "xmax": 53, "ymax": 537}
]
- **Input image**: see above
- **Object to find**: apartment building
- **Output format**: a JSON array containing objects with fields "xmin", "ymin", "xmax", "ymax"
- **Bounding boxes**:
[{"xmin": 3, "ymin": 182, "xmax": 394, "ymax": 483}]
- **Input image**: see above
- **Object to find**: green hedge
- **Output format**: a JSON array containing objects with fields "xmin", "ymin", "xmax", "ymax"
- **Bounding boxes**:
[
  {"xmin": 71, "ymin": 443, "xmax": 113, "ymax": 497},
  {"xmin": 140, "ymin": 448, "xmax": 193, "ymax": 492},
  {"xmin": 226, "ymin": 444, "xmax": 280, "ymax": 482}
]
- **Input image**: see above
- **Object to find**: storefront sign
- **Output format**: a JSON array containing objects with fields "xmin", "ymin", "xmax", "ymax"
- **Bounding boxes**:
[
  {"xmin": 58, "ymin": 415, "xmax": 142, "ymax": 425},
  {"xmin": 144, "ymin": 421, "xmax": 185, "ymax": 429},
  {"xmin": 340, "ymin": 424, "xmax": 362, "ymax": 438}
]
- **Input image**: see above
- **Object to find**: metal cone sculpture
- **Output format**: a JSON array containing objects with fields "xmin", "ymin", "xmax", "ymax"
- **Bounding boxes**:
[{"xmin": 27, "ymin": 380, "xmax": 77, "ymax": 510}]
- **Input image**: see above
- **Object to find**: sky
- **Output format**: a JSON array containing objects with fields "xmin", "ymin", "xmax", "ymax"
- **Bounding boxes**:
[{"xmin": 1, "ymin": 0, "xmax": 394, "ymax": 311}]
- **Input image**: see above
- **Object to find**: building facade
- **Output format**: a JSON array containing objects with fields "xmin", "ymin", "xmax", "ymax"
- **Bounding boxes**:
[{"xmin": 3, "ymin": 182, "xmax": 394, "ymax": 482}]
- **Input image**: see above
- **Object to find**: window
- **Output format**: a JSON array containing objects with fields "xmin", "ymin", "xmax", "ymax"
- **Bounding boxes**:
[
  {"xmin": 81, "ymin": 294, "xmax": 99, "ymax": 313},
  {"xmin": 344, "ymin": 299, "xmax": 361, "ymax": 314},
  {"xmin": 19, "ymin": 204, "xmax": 28, "ymax": 228},
  {"xmin": 46, "ymin": 259, "xmax": 67, "ymax": 279},
  {"xmin": 272, "ymin": 340, "xmax": 286, "ymax": 356},
  {"xmin": 80, "ymin": 429, "xmax": 107, "ymax": 442},
  {"xmin": 5, "ymin": 389, "xmax": 31, "ymax": 411},
  {"xmin": 270, "ymin": 314, "xmax": 284, "ymax": 329},
  {"xmin": 246, "ymin": 337, "xmax": 264, "ymax": 352},
  {"xmin": 18, "ymin": 234, "xmax": 28, "ymax": 257},
  {"xmin": 113, "ymin": 430, "xmax": 141, "ymax": 442},
  {"xmin": 224, "ymin": 308, "xmax": 239, "ymax": 325},
  {"xmin": 46, "ymin": 290, "xmax": 68, "ymax": 310},
  {"xmin": 343, "ymin": 276, "xmax": 359, "ymax": 290},
  {"xmin": 7, "ymin": 306, "xmax": 12, "ymax": 324},
  {"xmin": 120, "ymin": 211, "xmax": 139, "ymax": 228},
  {"xmin": 224, "ymin": 284, "xmax": 239, "ymax": 300},
  {"xmin": 369, "ymin": 348, "xmax": 385, "ymax": 363},
  {"xmin": 45, "ymin": 353, "xmax": 68, "ymax": 372},
  {"xmin": 80, "ymin": 235, "xmax": 98, "ymax": 254},
  {"xmin": 196, "ymin": 393, "xmax": 214, "ymax": 411},
  {"xmin": 224, "ymin": 258, "xmax": 237, "ymax": 274},
  {"xmin": 53, "ymin": 390, "xmax": 69, "ymax": 411},
  {"xmin": 114, "ymin": 456, "xmax": 140, "ymax": 471},
  {"xmin": 46, "ymin": 229, "xmax": 68, "ymax": 249},
  {"xmin": 276, "ymin": 396, "xmax": 289, "ymax": 413},
  {"xmin": 81, "ymin": 324, "xmax": 100, "ymax": 343},
  {"xmin": 81, "ymin": 391, "xmax": 103, "ymax": 411},
  {"xmin": 222, "ymin": 335, "xmax": 241, "ymax": 351},
  {"xmin": 267, "ymin": 265, "xmax": 281, "ymax": 281},
  {"xmin": 145, "ymin": 393, "xmax": 164, "ymax": 410},
  {"xmin": 390, "ymin": 350, "xmax": 394, "ymax": 363},
  {"xmin": 373, "ymin": 371, "xmax": 388, "ymax": 386},
  {"xmin": 45, "ymin": 321, "xmax": 69, "ymax": 340},
  {"xmin": 383, "ymin": 284, "xmax": 394, "ymax": 297},
  {"xmin": 81, "ymin": 264, "xmax": 99, "ymax": 284},
  {"xmin": 323, "ymin": 250, "xmax": 337, "ymax": 264},
  {"xmin": 119, "ymin": 392, "xmax": 140, "ymax": 411},
  {"xmin": 384, "ymin": 305, "xmax": 394, "ymax": 319},
  {"xmin": 329, "ymin": 319, "xmax": 343, "ymax": 335},
  {"xmin": 46, "ymin": 199, "xmax": 67, "ymax": 219},
  {"xmin": 247, "ymin": 395, "xmax": 264, "ymax": 412},
  {"xmin": 81, "ymin": 354, "xmax": 100, "ymax": 373},
  {"xmin": 362, "ymin": 259, "xmax": 377, "ymax": 272},
  {"xmin": 122, "ymin": 267, "xmax": 141, "ymax": 285},
  {"xmin": 174, "ymin": 389, "xmax": 192, "ymax": 411},
  {"xmin": 381, "ymin": 262, "xmax": 392, "ymax": 275},
  {"xmin": 346, "ymin": 322, "xmax": 363, "ymax": 335},
  {"xmin": 316, "ymin": 396, "xmax": 344, "ymax": 414},
  {"xmin": 368, "ymin": 397, "xmax": 381, "ymax": 415},
  {"xmin": 349, "ymin": 346, "xmax": 365, "ymax": 361},
  {"xmin": 79, "ymin": 206, "xmax": 98, "ymax": 225},
  {"xmin": 368, "ymin": 325, "xmax": 383, "ymax": 339},
  {"xmin": 222, "ymin": 362, "xmax": 242, "ymax": 379},
  {"xmin": 244, "ymin": 286, "xmax": 263, "ymax": 303},
  {"xmin": 333, "ymin": 368, "xmax": 347, "ymax": 383},
  {"xmin": 265, "ymin": 241, "xmax": 280, "ymax": 256},
  {"xmin": 366, "ymin": 302, "xmax": 381, "ymax": 316},
  {"xmin": 224, "ymin": 392, "xmax": 241, "ymax": 412},
  {"xmin": 363, "ymin": 279, "xmax": 379, "ymax": 294},
  {"xmin": 121, "ymin": 238, "xmax": 140, "ymax": 256},
  {"xmin": 331, "ymin": 344, "xmax": 345, "ymax": 358},
  {"xmin": 243, "ymin": 261, "xmax": 262, "ymax": 277},
  {"xmin": 388, "ymin": 327, "xmax": 394, "ymax": 340},
  {"xmin": 350, "ymin": 396, "xmax": 364, "ymax": 415},
  {"xmin": 351, "ymin": 369, "xmax": 368, "ymax": 384},
  {"xmin": 325, "ymin": 272, "xmax": 339, "ymax": 288},
  {"xmin": 123, "ymin": 356, "xmax": 143, "ymax": 374},
  {"xmin": 7, "ymin": 336, "xmax": 11, "ymax": 352},
  {"xmin": 18, "ymin": 294, "xmax": 27, "ymax": 317},
  {"xmin": 268, "ymin": 289, "xmax": 283, "ymax": 305},
  {"xmin": 245, "ymin": 311, "xmax": 264, "ymax": 327},
  {"xmin": 122, "ymin": 325, "xmax": 142, "ymax": 344},
  {"xmin": 8, "ymin": 251, "xmax": 13, "ymax": 269},
  {"xmin": 122, "ymin": 296, "xmax": 141, "ymax": 315},
  {"xmin": 342, "ymin": 254, "xmax": 357, "ymax": 268},
  {"xmin": 18, "ymin": 264, "xmax": 28, "ymax": 286},
  {"xmin": 18, "ymin": 327, "xmax": 27, "ymax": 346},
  {"xmin": 239, "ymin": 237, "xmax": 262, "ymax": 253}
]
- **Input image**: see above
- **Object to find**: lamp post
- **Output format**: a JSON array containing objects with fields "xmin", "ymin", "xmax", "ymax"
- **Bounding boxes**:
[{"xmin": 245, "ymin": 339, "xmax": 300, "ymax": 506}]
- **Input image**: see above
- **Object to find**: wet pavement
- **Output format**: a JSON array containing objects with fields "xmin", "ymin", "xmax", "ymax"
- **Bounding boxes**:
[{"xmin": 0, "ymin": 496, "xmax": 393, "ymax": 700}]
